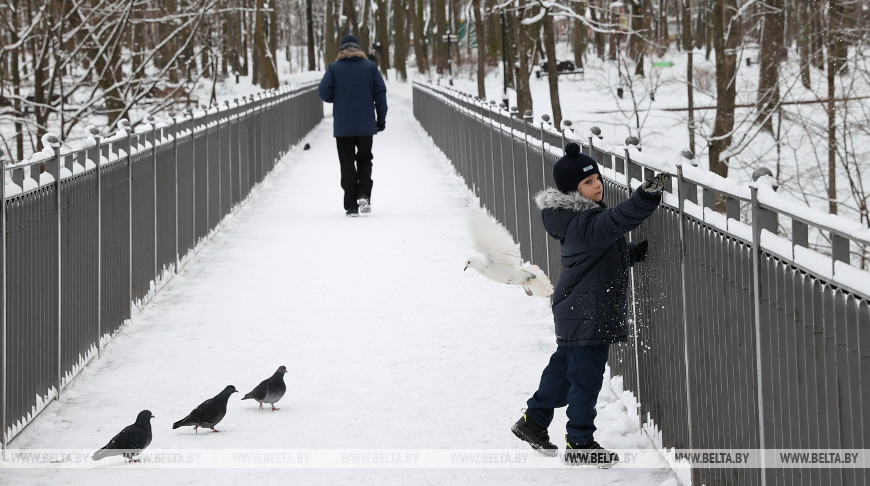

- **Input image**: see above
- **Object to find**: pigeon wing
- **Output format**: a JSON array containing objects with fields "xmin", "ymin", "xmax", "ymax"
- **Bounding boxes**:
[
  {"xmin": 93, "ymin": 424, "xmax": 150, "ymax": 460},
  {"xmin": 470, "ymin": 211, "xmax": 522, "ymax": 266},
  {"xmin": 190, "ymin": 397, "xmax": 223, "ymax": 424},
  {"xmin": 243, "ymin": 380, "xmax": 268, "ymax": 401}
]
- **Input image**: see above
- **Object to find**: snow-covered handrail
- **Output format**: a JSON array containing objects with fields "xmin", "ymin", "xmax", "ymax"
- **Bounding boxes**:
[{"xmin": 414, "ymin": 80, "xmax": 870, "ymax": 300}]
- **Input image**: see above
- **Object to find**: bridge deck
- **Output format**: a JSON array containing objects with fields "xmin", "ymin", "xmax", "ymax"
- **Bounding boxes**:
[{"xmin": 2, "ymin": 82, "xmax": 675, "ymax": 485}]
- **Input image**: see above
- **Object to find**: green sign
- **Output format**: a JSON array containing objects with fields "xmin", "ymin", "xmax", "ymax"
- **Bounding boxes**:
[{"xmin": 652, "ymin": 61, "xmax": 674, "ymax": 67}]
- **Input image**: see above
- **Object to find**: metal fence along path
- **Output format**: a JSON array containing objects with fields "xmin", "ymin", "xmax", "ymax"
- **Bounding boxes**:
[
  {"xmin": 413, "ymin": 80, "xmax": 870, "ymax": 486},
  {"xmin": 0, "ymin": 83, "xmax": 323, "ymax": 448}
]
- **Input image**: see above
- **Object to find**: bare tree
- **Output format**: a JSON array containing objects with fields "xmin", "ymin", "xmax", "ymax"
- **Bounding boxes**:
[
  {"xmin": 708, "ymin": 0, "xmax": 740, "ymax": 180},
  {"xmin": 757, "ymin": 0, "xmax": 784, "ymax": 133}
]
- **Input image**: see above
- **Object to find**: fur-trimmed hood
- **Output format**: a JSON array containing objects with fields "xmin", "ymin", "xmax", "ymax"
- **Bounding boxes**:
[
  {"xmin": 336, "ymin": 47, "xmax": 370, "ymax": 61},
  {"xmin": 534, "ymin": 187, "xmax": 600, "ymax": 212}
]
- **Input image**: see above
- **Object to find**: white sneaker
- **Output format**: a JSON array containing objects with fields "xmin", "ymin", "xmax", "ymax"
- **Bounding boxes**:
[{"xmin": 357, "ymin": 198, "xmax": 371, "ymax": 214}]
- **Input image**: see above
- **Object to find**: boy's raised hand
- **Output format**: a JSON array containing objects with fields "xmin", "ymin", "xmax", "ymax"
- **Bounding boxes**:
[
  {"xmin": 634, "ymin": 240, "xmax": 649, "ymax": 262},
  {"xmin": 640, "ymin": 172, "xmax": 670, "ymax": 195}
]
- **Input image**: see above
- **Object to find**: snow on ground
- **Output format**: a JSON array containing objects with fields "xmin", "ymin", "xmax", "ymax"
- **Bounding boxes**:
[{"xmin": 0, "ymin": 80, "xmax": 677, "ymax": 485}]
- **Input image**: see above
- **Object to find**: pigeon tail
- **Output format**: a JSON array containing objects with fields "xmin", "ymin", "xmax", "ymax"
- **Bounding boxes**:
[
  {"xmin": 172, "ymin": 416, "xmax": 196, "ymax": 429},
  {"xmin": 521, "ymin": 264, "xmax": 554, "ymax": 297}
]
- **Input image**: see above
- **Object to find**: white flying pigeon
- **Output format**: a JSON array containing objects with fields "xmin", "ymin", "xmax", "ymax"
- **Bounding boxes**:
[{"xmin": 464, "ymin": 210, "xmax": 554, "ymax": 297}]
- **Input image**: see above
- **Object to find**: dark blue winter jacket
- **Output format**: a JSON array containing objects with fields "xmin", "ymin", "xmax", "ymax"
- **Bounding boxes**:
[
  {"xmin": 319, "ymin": 49, "xmax": 387, "ymax": 137},
  {"xmin": 535, "ymin": 187, "xmax": 661, "ymax": 346}
]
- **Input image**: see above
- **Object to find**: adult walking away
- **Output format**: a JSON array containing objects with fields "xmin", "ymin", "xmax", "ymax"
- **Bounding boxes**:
[
  {"xmin": 511, "ymin": 142, "xmax": 668, "ymax": 466},
  {"xmin": 318, "ymin": 34, "xmax": 388, "ymax": 217}
]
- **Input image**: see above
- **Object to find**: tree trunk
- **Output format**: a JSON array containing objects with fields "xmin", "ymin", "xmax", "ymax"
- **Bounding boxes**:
[
  {"xmin": 394, "ymin": 0, "xmax": 409, "ymax": 80},
  {"xmin": 681, "ymin": 0, "xmax": 695, "ymax": 153},
  {"xmin": 241, "ymin": 7, "xmax": 249, "ymax": 76},
  {"xmin": 472, "ymin": 0, "xmax": 486, "ymax": 98},
  {"xmin": 708, "ymin": 0, "xmax": 739, "ymax": 181},
  {"xmin": 504, "ymin": 11, "xmax": 516, "ymax": 89},
  {"xmin": 362, "ymin": 0, "xmax": 372, "ymax": 51},
  {"xmin": 376, "ymin": 0, "xmax": 390, "ymax": 77},
  {"xmin": 628, "ymin": 0, "xmax": 646, "ymax": 76},
  {"xmin": 756, "ymin": 0, "xmax": 783, "ymax": 133},
  {"xmin": 307, "ymin": 0, "xmax": 316, "ymax": 70},
  {"xmin": 590, "ymin": 2, "xmax": 605, "ymax": 59},
  {"xmin": 432, "ymin": 0, "xmax": 448, "ymax": 73},
  {"xmin": 269, "ymin": 1, "xmax": 278, "ymax": 76},
  {"xmin": 512, "ymin": 9, "xmax": 533, "ymax": 115},
  {"xmin": 325, "ymin": 0, "xmax": 337, "ymax": 65},
  {"xmin": 341, "ymin": 0, "xmax": 360, "ymax": 39},
  {"xmin": 410, "ymin": 0, "xmax": 429, "ymax": 73},
  {"xmin": 255, "ymin": 0, "xmax": 279, "ymax": 88},
  {"xmin": 797, "ymin": 0, "xmax": 811, "ymax": 88},
  {"xmin": 542, "ymin": 15, "xmax": 562, "ymax": 127},
  {"xmin": 608, "ymin": 5, "xmax": 618, "ymax": 60},
  {"xmin": 826, "ymin": 0, "xmax": 849, "ymax": 214},
  {"xmin": 571, "ymin": 2, "xmax": 587, "ymax": 68}
]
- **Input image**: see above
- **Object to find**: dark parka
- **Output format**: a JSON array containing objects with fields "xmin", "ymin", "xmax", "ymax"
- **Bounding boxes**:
[
  {"xmin": 535, "ymin": 187, "xmax": 662, "ymax": 346},
  {"xmin": 318, "ymin": 49, "xmax": 387, "ymax": 137}
]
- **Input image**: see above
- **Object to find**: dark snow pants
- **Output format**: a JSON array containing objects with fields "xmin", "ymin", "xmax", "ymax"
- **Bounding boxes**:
[
  {"xmin": 525, "ymin": 343, "xmax": 610, "ymax": 445},
  {"xmin": 335, "ymin": 136, "xmax": 374, "ymax": 211}
]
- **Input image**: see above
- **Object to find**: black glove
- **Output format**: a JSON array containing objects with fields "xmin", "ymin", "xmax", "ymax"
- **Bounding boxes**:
[
  {"xmin": 377, "ymin": 120, "xmax": 385, "ymax": 132},
  {"xmin": 640, "ymin": 172, "xmax": 670, "ymax": 195},
  {"xmin": 634, "ymin": 240, "xmax": 648, "ymax": 263}
]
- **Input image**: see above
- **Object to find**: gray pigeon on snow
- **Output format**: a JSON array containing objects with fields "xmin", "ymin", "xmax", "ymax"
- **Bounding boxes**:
[
  {"xmin": 92, "ymin": 410, "xmax": 154, "ymax": 461},
  {"xmin": 242, "ymin": 365, "xmax": 288, "ymax": 411},
  {"xmin": 172, "ymin": 385, "xmax": 237, "ymax": 433},
  {"xmin": 464, "ymin": 210, "xmax": 554, "ymax": 297}
]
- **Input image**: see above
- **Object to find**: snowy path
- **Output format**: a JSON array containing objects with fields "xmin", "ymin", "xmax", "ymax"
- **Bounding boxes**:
[{"xmin": 1, "ymin": 82, "xmax": 677, "ymax": 485}]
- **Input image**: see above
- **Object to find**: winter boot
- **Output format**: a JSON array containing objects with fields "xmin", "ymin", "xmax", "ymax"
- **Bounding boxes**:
[
  {"xmin": 346, "ymin": 208, "xmax": 359, "ymax": 217},
  {"xmin": 563, "ymin": 437, "xmax": 619, "ymax": 467},
  {"xmin": 511, "ymin": 414, "xmax": 559, "ymax": 457},
  {"xmin": 357, "ymin": 196, "xmax": 371, "ymax": 214}
]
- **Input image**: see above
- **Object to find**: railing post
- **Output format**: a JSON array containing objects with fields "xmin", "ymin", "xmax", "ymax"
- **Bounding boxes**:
[
  {"xmin": 169, "ymin": 113, "xmax": 179, "ymax": 272},
  {"xmin": 509, "ymin": 106, "xmax": 519, "ymax": 235},
  {"xmin": 89, "ymin": 127, "xmax": 103, "ymax": 358},
  {"xmin": 44, "ymin": 134, "xmax": 63, "ymax": 397},
  {"xmin": 120, "ymin": 119, "xmax": 133, "ymax": 317},
  {"xmin": 540, "ymin": 115, "xmax": 552, "ymax": 274},
  {"xmin": 676, "ymin": 162, "xmax": 696, "ymax": 456},
  {"xmin": 215, "ymin": 104, "xmax": 223, "ymax": 230},
  {"xmin": 751, "ymin": 170, "xmax": 776, "ymax": 484},
  {"xmin": 1, "ymin": 152, "xmax": 6, "ymax": 457},
  {"xmin": 623, "ymin": 136, "xmax": 644, "ymax": 428},
  {"xmin": 561, "ymin": 119, "xmax": 573, "ymax": 148},
  {"xmin": 186, "ymin": 109, "xmax": 196, "ymax": 248},
  {"xmin": 202, "ymin": 105, "xmax": 210, "ymax": 236},
  {"xmin": 224, "ymin": 100, "xmax": 232, "ymax": 213},
  {"xmin": 522, "ymin": 109, "xmax": 534, "ymax": 263},
  {"xmin": 487, "ymin": 101, "xmax": 496, "ymax": 215},
  {"xmin": 148, "ymin": 116, "xmax": 158, "ymax": 285}
]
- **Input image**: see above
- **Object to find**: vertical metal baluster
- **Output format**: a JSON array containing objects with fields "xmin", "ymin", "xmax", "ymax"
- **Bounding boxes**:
[
  {"xmin": 215, "ymin": 104, "xmax": 222, "ymax": 229},
  {"xmin": 89, "ymin": 128, "xmax": 102, "ymax": 358},
  {"xmin": 45, "ymin": 135, "xmax": 62, "ymax": 397},
  {"xmin": 148, "ymin": 117, "xmax": 158, "ymax": 287},
  {"xmin": 1, "ymin": 154, "xmax": 6, "ymax": 457},
  {"xmin": 169, "ymin": 114, "xmax": 179, "ymax": 272},
  {"xmin": 522, "ymin": 109, "xmax": 533, "ymax": 264},
  {"xmin": 677, "ymin": 164, "xmax": 696, "ymax": 458},
  {"xmin": 750, "ymin": 181, "xmax": 768, "ymax": 482},
  {"xmin": 121, "ymin": 119, "xmax": 133, "ymax": 318},
  {"xmin": 539, "ymin": 116, "xmax": 551, "ymax": 274}
]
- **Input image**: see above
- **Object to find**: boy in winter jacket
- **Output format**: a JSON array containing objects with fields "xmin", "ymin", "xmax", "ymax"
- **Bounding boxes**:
[{"xmin": 511, "ymin": 142, "xmax": 668, "ymax": 466}]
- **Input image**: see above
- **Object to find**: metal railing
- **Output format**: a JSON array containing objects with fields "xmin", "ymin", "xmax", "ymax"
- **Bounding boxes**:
[
  {"xmin": 413, "ymin": 80, "xmax": 870, "ymax": 486},
  {"xmin": 0, "ymin": 82, "xmax": 323, "ymax": 448}
]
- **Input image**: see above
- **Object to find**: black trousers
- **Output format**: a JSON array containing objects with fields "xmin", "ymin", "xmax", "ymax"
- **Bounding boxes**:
[{"xmin": 335, "ymin": 136, "xmax": 374, "ymax": 211}]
